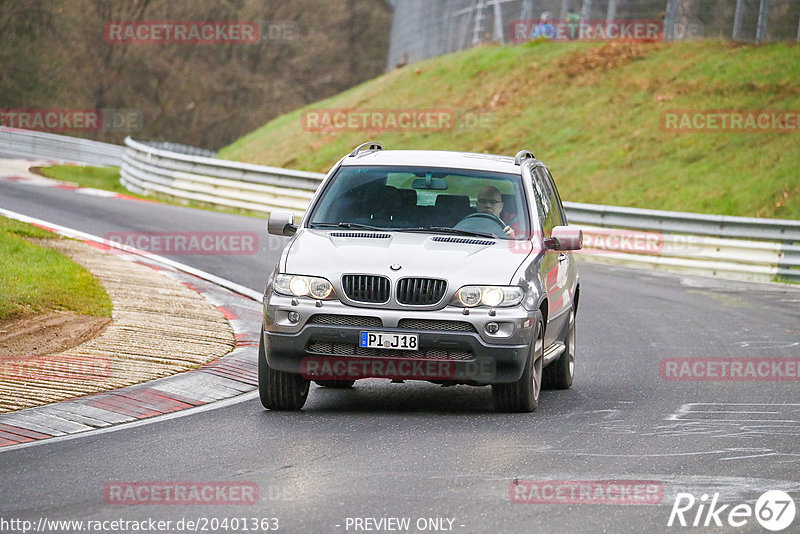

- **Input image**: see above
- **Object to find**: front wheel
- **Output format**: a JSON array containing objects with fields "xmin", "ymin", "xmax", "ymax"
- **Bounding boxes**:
[
  {"xmin": 543, "ymin": 309, "xmax": 575, "ymax": 390},
  {"xmin": 258, "ymin": 327, "xmax": 309, "ymax": 410},
  {"xmin": 492, "ymin": 318, "xmax": 543, "ymax": 412}
]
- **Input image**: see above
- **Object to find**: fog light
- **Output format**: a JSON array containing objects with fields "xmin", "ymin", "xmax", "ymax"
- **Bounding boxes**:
[
  {"xmin": 485, "ymin": 322, "xmax": 500, "ymax": 334},
  {"xmin": 287, "ymin": 311, "xmax": 300, "ymax": 324}
]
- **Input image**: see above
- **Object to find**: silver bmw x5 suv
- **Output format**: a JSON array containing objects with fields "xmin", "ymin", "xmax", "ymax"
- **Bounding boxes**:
[{"xmin": 260, "ymin": 143, "xmax": 582, "ymax": 412}]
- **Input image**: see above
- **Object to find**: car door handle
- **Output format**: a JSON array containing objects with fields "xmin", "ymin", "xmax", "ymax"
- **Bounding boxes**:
[{"xmin": 558, "ymin": 253, "xmax": 567, "ymax": 262}]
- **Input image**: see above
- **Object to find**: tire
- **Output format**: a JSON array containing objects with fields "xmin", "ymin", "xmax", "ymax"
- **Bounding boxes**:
[
  {"xmin": 258, "ymin": 327, "xmax": 309, "ymax": 411},
  {"xmin": 315, "ymin": 380, "xmax": 356, "ymax": 388},
  {"xmin": 543, "ymin": 309, "xmax": 575, "ymax": 390},
  {"xmin": 492, "ymin": 318, "xmax": 543, "ymax": 412}
]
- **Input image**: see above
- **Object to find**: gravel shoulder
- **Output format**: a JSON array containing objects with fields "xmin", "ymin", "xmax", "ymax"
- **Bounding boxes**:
[{"xmin": 0, "ymin": 238, "xmax": 236, "ymax": 412}]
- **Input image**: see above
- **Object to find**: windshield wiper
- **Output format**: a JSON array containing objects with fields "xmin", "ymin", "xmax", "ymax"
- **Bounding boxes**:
[
  {"xmin": 309, "ymin": 222, "xmax": 386, "ymax": 231},
  {"xmin": 394, "ymin": 226, "xmax": 496, "ymax": 239}
]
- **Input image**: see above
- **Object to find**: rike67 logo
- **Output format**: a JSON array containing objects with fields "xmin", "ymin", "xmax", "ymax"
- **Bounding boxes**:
[{"xmin": 668, "ymin": 490, "xmax": 796, "ymax": 531}]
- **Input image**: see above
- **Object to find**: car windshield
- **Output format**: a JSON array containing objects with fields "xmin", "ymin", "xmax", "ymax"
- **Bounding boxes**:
[{"xmin": 308, "ymin": 165, "xmax": 531, "ymax": 240}]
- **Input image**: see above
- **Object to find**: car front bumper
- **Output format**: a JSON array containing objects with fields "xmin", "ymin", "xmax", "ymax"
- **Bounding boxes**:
[{"xmin": 263, "ymin": 296, "xmax": 536, "ymax": 384}]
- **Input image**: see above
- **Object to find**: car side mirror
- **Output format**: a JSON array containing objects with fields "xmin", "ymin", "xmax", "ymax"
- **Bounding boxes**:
[
  {"xmin": 267, "ymin": 211, "xmax": 297, "ymax": 236},
  {"xmin": 546, "ymin": 226, "xmax": 583, "ymax": 251}
]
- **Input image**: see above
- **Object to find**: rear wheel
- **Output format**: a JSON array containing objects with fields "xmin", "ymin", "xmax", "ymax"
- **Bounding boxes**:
[
  {"xmin": 492, "ymin": 318, "xmax": 543, "ymax": 412},
  {"xmin": 258, "ymin": 327, "xmax": 309, "ymax": 411},
  {"xmin": 543, "ymin": 309, "xmax": 575, "ymax": 390},
  {"xmin": 315, "ymin": 380, "xmax": 356, "ymax": 388}
]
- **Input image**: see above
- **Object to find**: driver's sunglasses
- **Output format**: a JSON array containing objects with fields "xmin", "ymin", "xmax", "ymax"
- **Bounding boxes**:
[{"xmin": 477, "ymin": 198, "xmax": 501, "ymax": 206}]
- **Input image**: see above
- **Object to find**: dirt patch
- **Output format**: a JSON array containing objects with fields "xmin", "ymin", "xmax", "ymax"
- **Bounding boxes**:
[
  {"xmin": 557, "ymin": 41, "xmax": 662, "ymax": 77},
  {"xmin": 0, "ymin": 238, "xmax": 235, "ymax": 413},
  {"xmin": 0, "ymin": 312, "xmax": 111, "ymax": 360}
]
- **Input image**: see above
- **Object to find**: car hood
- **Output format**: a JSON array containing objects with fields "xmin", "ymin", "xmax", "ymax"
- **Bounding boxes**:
[{"xmin": 284, "ymin": 229, "xmax": 536, "ymax": 287}]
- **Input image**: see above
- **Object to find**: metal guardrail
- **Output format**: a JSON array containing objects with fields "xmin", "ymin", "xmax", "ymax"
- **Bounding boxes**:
[
  {"xmin": 137, "ymin": 141, "xmax": 218, "ymax": 158},
  {"xmin": 1, "ymin": 129, "xmax": 794, "ymax": 283},
  {"xmin": 120, "ymin": 137, "xmax": 321, "ymax": 213},
  {"xmin": 563, "ymin": 201, "xmax": 800, "ymax": 242},
  {"xmin": 119, "ymin": 135, "xmax": 799, "ymax": 283},
  {"xmin": 563, "ymin": 203, "xmax": 800, "ymax": 283},
  {"xmin": 0, "ymin": 127, "xmax": 123, "ymax": 166}
]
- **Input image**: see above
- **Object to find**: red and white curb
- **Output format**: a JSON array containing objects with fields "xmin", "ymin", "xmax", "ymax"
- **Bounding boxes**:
[{"xmin": 0, "ymin": 209, "xmax": 264, "ymax": 450}]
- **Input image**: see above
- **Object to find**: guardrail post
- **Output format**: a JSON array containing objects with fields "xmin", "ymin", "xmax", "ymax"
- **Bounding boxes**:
[
  {"xmin": 606, "ymin": 0, "xmax": 617, "ymax": 22},
  {"xmin": 664, "ymin": 0, "xmax": 679, "ymax": 41},
  {"xmin": 732, "ymin": 0, "xmax": 745, "ymax": 40},
  {"xmin": 580, "ymin": 0, "xmax": 592, "ymax": 22},
  {"xmin": 797, "ymin": 12, "xmax": 800, "ymax": 41},
  {"xmin": 472, "ymin": 0, "xmax": 486, "ymax": 46},
  {"xmin": 756, "ymin": 0, "xmax": 770, "ymax": 42},
  {"xmin": 491, "ymin": 0, "xmax": 504, "ymax": 43},
  {"xmin": 558, "ymin": 0, "xmax": 568, "ymax": 22}
]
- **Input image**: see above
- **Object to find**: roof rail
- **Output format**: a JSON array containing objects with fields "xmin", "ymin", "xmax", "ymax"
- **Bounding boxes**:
[
  {"xmin": 349, "ymin": 142, "xmax": 384, "ymax": 157},
  {"xmin": 514, "ymin": 150, "xmax": 535, "ymax": 165}
]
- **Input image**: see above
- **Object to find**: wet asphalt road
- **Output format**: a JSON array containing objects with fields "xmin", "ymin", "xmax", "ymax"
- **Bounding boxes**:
[{"xmin": 1, "ymin": 174, "xmax": 799, "ymax": 533}]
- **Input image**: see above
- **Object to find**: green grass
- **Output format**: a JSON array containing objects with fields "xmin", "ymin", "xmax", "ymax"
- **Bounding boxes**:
[
  {"xmin": 36, "ymin": 165, "xmax": 129, "ymax": 194},
  {"xmin": 218, "ymin": 40, "xmax": 800, "ymax": 220},
  {"xmin": 0, "ymin": 217, "xmax": 113, "ymax": 321}
]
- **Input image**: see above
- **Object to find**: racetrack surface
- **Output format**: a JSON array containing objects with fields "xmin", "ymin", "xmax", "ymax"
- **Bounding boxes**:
[{"xmin": 1, "ymin": 171, "xmax": 799, "ymax": 533}]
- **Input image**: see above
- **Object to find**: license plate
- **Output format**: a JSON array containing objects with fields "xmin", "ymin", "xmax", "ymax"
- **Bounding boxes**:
[{"xmin": 359, "ymin": 331, "xmax": 418, "ymax": 351}]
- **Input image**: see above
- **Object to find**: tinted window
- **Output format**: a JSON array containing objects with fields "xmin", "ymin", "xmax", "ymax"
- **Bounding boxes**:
[
  {"xmin": 308, "ymin": 165, "xmax": 530, "ymax": 239},
  {"xmin": 544, "ymin": 169, "xmax": 567, "ymax": 225},
  {"xmin": 534, "ymin": 167, "xmax": 562, "ymax": 233}
]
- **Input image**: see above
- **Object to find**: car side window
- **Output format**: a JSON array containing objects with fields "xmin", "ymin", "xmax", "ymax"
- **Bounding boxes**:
[
  {"xmin": 529, "ymin": 167, "xmax": 547, "ymax": 224},
  {"xmin": 544, "ymin": 169, "xmax": 568, "ymax": 226},
  {"xmin": 534, "ymin": 167, "xmax": 563, "ymax": 234}
]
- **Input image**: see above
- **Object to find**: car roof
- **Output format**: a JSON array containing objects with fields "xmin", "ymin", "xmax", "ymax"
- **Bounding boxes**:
[{"xmin": 340, "ymin": 149, "xmax": 527, "ymax": 174}]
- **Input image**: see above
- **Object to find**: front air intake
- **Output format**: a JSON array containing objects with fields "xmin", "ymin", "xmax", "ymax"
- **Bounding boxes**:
[
  {"xmin": 396, "ymin": 278, "xmax": 447, "ymax": 305},
  {"xmin": 341, "ymin": 275, "xmax": 391, "ymax": 303}
]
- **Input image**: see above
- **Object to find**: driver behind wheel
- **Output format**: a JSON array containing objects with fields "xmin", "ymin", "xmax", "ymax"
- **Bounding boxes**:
[{"xmin": 476, "ymin": 186, "xmax": 516, "ymax": 238}]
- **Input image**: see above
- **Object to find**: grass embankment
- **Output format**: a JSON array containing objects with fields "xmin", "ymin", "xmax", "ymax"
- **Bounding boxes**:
[
  {"xmin": 0, "ymin": 217, "xmax": 112, "ymax": 321},
  {"xmin": 219, "ymin": 40, "xmax": 800, "ymax": 220}
]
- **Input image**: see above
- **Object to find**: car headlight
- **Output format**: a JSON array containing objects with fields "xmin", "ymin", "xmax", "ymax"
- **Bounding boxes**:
[
  {"xmin": 274, "ymin": 274, "xmax": 335, "ymax": 300},
  {"xmin": 452, "ymin": 286, "xmax": 524, "ymax": 308}
]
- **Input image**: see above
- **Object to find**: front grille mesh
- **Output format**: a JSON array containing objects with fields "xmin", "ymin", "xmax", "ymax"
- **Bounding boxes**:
[
  {"xmin": 342, "ymin": 275, "xmax": 390, "ymax": 303},
  {"xmin": 397, "ymin": 319, "xmax": 476, "ymax": 332},
  {"xmin": 396, "ymin": 278, "xmax": 447, "ymax": 305},
  {"xmin": 308, "ymin": 314, "xmax": 382, "ymax": 327},
  {"xmin": 307, "ymin": 341, "xmax": 473, "ymax": 361}
]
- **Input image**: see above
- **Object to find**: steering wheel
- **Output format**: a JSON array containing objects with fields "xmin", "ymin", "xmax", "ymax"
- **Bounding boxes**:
[{"xmin": 455, "ymin": 212, "xmax": 508, "ymax": 237}]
